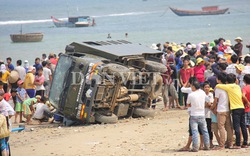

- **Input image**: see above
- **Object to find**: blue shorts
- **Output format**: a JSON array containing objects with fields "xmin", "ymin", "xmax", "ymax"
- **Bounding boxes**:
[{"xmin": 0, "ymin": 138, "xmax": 7, "ymax": 151}]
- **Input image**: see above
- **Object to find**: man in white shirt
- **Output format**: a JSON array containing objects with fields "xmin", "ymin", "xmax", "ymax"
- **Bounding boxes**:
[
  {"xmin": 15, "ymin": 60, "xmax": 26, "ymax": 81},
  {"xmin": 211, "ymin": 72, "xmax": 233, "ymax": 149},
  {"xmin": 33, "ymin": 97, "xmax": 51, "ymax": 124},
  {"xmin": 225, "ymin": 54, "xmax": 238, "ymax": 76},
  {"xmin": 187, "ymin": 81, "xmax": 210, "ymax": 152},
  {"xmin": 42, "ymin": 61, "xmax": 52, "ymax": 97}
]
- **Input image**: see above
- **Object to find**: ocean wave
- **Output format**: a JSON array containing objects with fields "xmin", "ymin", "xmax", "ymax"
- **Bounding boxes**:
[
  {"xmin": 93, "ymin": 11, "xmax": 160, "ymax": 18},
  {"xmin": 0, "ymin": 19, "xmax": 52, "ymax": 25},
  {"xmin": 0, "ymin": 11, "xmax": 160, "ymax": 25}
]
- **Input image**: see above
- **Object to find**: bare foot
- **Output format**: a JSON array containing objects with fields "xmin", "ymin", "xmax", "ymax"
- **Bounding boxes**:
[
  {"xmin": 163, "ymin": 108, "xmax": 169, "ymax": 111},
  {"xmin": 178, "ymin": 147, "xmax": 190, "ymax": 151}
]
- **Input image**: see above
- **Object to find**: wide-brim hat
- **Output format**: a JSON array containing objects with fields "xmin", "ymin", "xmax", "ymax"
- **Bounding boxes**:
[
  {"xmin": 196, "ymin": 57, "xmax": 205, "ymax": 65},
  {"xmin": 150, "ymin": 43, "xmax": 158, "ymax": 50},
  {"xmin": 223, "ymin": 40, "xmax": 232, "ymax": 46},
  {"xmin": 234, "ymin": 37, "xmax": 243, "ymax": 42},
  {"xmin": 235, "ymin": 64, "xmax": 245, "ymax": 71},
  {"xmin": 8, "ymin": 70, "xmax": 20, "ymax": 83},
  {"xmin": 224, "ymin": 47, "xmax": 235, "ymax": 54}
]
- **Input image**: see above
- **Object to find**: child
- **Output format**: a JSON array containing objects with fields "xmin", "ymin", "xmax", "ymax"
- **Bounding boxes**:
[
  {"xmin": 22, "ymin": 97, "xmax": 38, "ymax": 125},
  {"xmin": 211, "ymin": 110, "xmax": 220, "ymax": 147},
  {"xmin": 203, "ymin": 82, "xmax": 214, "ymax": 148},
  {"xmin": 3, "ymin": 89, "xmax": 17, "ymax": 111},
  {"xmin": 15, "ymin": 80, "xmax": 28, "ymax": 123},
  {"xmin": 242, "ymin": 74, "xmax": 250, "ymax": 137}
]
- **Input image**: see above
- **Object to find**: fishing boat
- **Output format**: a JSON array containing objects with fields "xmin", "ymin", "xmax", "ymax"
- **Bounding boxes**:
[
  {"xmin": 169, "ymin": 6, "xmax": 229, "ymax": 16},
  {"xmin": 10, "ymin": 33, "xmax": 43, "ymax": 43},
  {"xmin": 51, "ymin": 16, "xmax": 95, "ymax": 27}
]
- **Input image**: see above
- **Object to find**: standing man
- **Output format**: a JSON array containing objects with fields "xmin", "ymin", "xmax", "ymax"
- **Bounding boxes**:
[
  {"xmin": 6, "ymin": 57, "xmax": 14, "ymax": 71},
  {"xmin": 42, "ymin": 61, "xmax": 52, "ymax": 97},
  {"xmin": 211, "ymin": 72, "xmax": 233, "ymax": 150},
  {"xmin": 187, "ymin": 81, "xmax": 210, "ymax": 152},
  {"xmin": 24, "ymin": 66, "xmax": 36, "ymax": 98},
  {"xmin": 33, "ymin": 58, "xmax": 42, "ymax": 75},
  {"xmin": 15, "ymin": 60, "xmax": 26, "ymax": 81},
  {"xmin": 233, "ymin": 37, "xmax": 243, "ymax": 57}
]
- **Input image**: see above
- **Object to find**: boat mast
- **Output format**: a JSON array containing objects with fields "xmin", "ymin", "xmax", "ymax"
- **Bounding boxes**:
[
  {"xmin": 67, "ymin": 0, "xmax": 69, "ymax": 17},
  {"xmin": 20, "ymin": 25, "xmax": 23, "ymax": 34}
]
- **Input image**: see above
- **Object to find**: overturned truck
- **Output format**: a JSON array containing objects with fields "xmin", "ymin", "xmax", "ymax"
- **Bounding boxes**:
[{"xmin": 49, "ymin": 40, "xmax": 167, "ymax": 125}]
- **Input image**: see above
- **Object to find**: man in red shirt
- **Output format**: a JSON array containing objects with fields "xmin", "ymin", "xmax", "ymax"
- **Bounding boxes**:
[
  {"xmin": 180, "ymin": 57, "xmax": 194, "ymax": 107},
  {"xmin": 242, "ymin": 74, "xmax": 250, "ymax": 135}
]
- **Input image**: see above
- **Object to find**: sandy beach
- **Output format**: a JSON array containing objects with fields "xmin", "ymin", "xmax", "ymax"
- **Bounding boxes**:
[{"xmin": 9, "ymin": 102, "xmax": 250, "ymax": 156}]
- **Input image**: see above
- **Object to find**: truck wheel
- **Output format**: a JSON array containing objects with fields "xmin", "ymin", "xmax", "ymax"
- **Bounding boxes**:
[
  {"xmin": 133, "ymin": 108, "xmax": 156, "ymax": 118},
  {"xmin": 94, "ymin": 113, "xmax": 118, "ymax": 124},
  {"xmin": 149, "ymin": 74, "xmax": 163, "ymax": 99},
  {"xmin": 105, "ymin": 63, "xmax": 130, "ymax": 80},
  {"xmin": 145, "ymin": 60, "xmax": 167, "ymax": 73}
]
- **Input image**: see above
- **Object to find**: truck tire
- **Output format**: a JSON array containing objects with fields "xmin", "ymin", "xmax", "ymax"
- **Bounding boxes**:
[
  {"xmin": 145, "ymin": 60, "xmax": 167, "ymax": 73},
  {"xmin": 149, "ymin": 74, "xmax": 163, "ymax": 99},
  {"xmin": 94, "ymin": 113, "xmax": 118, "ymax": 124},
  {"xmin": 105, "ymin": 63, "xmax": 130, "ymax": 80},
  {"xmin": 133, "ymin": 108, "xmax": 156, "ymax": 118}
]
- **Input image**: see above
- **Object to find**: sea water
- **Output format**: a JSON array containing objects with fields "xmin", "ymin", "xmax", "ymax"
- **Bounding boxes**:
[{"xmin": 0, "ymin": 0, "xmax": 250, "ymax": 63}]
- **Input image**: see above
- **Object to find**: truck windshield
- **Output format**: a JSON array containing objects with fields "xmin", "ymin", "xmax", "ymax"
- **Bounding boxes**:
[{"xmin": 49, "ymin": 55, "xmax": 73, "ymax": 109}]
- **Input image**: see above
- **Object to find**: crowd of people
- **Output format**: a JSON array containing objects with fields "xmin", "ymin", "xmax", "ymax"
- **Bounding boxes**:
[
  {"xmin": 0, "ymin": 53, "xmax": 59, "ymax": 156},
  {"xmin": 1, "ymin": 37, "xmax": 250, "ymax": 155},
  {"xmin": 152, "ymin": 37, "xmax": 250, "ymax": 151}
]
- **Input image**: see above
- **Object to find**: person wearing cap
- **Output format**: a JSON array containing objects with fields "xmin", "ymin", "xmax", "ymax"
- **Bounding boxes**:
[
  {"xmin": 46, "ymin": 59, "xmax": 56, "ymax": 74},
  {"xmin": 194, "ymin": 57, "xmax": 206, "ymax": 84},
  {"xmin": 15, "ymin": 80, "xmax": 28, "ymax": 123},
  {"xmin": 23, "ymin": 60, "xmax": 29, "ymax": 73},
  {"xmin": 235, "ymin": 64, "xmax": 245, "ymax": 88},
  {"xmin": 14, "ymin": 60, "xmax": 26, "ymax": 81},
  {"xmin": 24, "ymin": 66, "xmax": 36, "ymax": 98},
  {"xmin": 233, "ymin": 37, "xmax": 243, "ymax": 57}
]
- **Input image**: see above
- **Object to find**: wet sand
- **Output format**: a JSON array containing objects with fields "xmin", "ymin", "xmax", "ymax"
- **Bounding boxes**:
[{"xmin": 10, "ymin": 102, "xmax": 250, "ymax": 156}]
